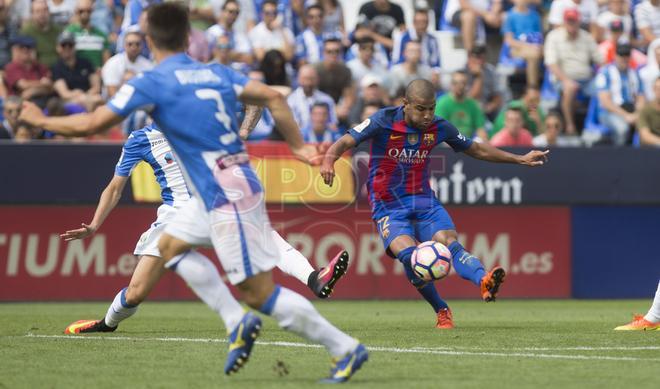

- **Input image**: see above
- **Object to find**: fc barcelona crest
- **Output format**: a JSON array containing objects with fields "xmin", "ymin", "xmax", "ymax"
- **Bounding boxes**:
[
  {"xmin": 423, "ymin": 133, "xmax": 435, "ymax": 146},
  {"xmin": 408, "ymin": 134, "xmax": 419, "ymax": 145}
]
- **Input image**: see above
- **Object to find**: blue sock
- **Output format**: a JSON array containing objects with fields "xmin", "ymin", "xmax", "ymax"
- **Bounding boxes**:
[
  {"xmin": 448, "ymin": 241, "xmax": 486, "ymax": 287},
  {"xmin": 397, "ymin": 247, "xmax": 449, "ymax": 313}
]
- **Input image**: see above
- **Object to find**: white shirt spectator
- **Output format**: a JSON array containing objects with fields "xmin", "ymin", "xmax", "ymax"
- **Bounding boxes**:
[
  {"xmin": 388, "ymin": 63, "xmax": 434, "ymax": 97},
  {"xmin": 210, "ymin": 0, "xmax": 256, "ymax": 35},
  {"xmin": 205, "ymin": 24, "xmax": 251, "ymax": 54},
  {"xmin": 545, "ymin": 27, "xmax": 602, "ymax": 81},
  {"xmin": 286, "ymin": 87, "xmax": 337, "ymax": 130},
  {"xmin": 248, "ymin": 21, "xmax": 294, "ymax": 54},
  {"xmin": 444, "ymin": 0, "xmax": 490, "ymax": 23},
  {"xmin": 548, "ymin": 0, "xmax": 599, "ymax": 27},
  {"xmin": 346, "ymin": 59, "xmax": 390, "ymax": 93},
  {"xmin": 640, "ymin": 39, "xmax": 660, "ymax": 101},
  {"xmin": 47, "ymin": 0, "xmax": 77, "ymax": 26},
  {"xmin": 635, "ymin": 0, "xmax": 660, "ymax": 39},
  {"xmin": 102, "ymin": 52, "xmax": 153, "ymax": 91}
]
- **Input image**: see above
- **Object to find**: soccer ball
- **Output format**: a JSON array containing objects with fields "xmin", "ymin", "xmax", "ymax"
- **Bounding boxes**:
[{"xmin": 410, "ymin": 241, "xmax": 452, "ymax": 282}]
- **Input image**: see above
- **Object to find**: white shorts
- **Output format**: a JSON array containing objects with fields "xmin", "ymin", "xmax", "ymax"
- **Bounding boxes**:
[
  {"xmin": 164, "ymin": 194, "xmax": 279, "ymax": 285},
  {"xmin": 134, "ymin": 204, "xmax": 178, "ymax": 257}
]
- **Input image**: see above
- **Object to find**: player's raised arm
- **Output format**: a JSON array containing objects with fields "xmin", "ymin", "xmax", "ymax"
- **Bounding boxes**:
[
  {"xmin": 18, "ymin": 101, "xmax": 124, "ymax": 137},
  {"xmin": 464, "ymin": 141, "xmax": 549, "ymax": 166},
  {"xmin": 320, "ymin": 134, "xmax": 357, "ymax": 187},
  {"xmin": 238, "ymin": 104, "xmax": 263, "ymax": 140},
  {"xmin": 239, "ymin": 80, "xmax": 320, "ymax": 165},
  {"xmin": 61, "ymin": 175, "xmax": 129, "ymax": 241}
]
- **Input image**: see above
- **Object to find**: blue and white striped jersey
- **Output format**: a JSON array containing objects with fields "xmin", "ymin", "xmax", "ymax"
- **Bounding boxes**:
[
  {"xmin": 107, "ymin": 53, "xmax": 262, "ymax": 211},
  {"xmin": 115, "ymin": 125, "xmax": 190, "ymax": 208}
]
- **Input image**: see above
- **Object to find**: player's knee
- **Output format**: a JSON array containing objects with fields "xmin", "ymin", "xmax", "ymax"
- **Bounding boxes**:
[
  {"xmin": 158, "ymin": 236, "xmax": 176, "ymax": 261},
  {"xmin": 124, "ymin": 285, "xmax": 147, "ymax": 306}
]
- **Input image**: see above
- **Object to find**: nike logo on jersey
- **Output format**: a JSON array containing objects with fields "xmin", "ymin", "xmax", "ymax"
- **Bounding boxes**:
[{"xmin": 389, "ymin": 134, "xmax": 403, "ymax": 140}]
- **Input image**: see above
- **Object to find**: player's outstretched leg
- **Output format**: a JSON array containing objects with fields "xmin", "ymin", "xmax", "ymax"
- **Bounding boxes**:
[
  {"xmin": 614, "ymin": 280, "xmax": 660, "ymax": 331},
  {"xmin": 64, "ymin": 255, "xmax": 167, "ymax": 334},
  {"xmin": 396, "ymin": 246, "xmax": 453, "ymax": 329},
  {"xmin": 164, "ymin": 249, "xmax": 263, "ymax": 374},
  {"xmin": 239, "ymin": 272, "xmax": 367, "ymax": 382},
  {"xmin": 447, "ymin": 241, "xmax": 506, "ymax": 302},
  {"xmin": 272, "ymin": 231, "xmax": 349, "ymax": 298}
]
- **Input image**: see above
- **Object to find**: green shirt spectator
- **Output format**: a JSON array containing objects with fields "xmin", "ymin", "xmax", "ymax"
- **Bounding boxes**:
[
  {"xmin": 491, "ymin": 87, "xmax": 545, "ymax": 137},
  {"xmin": 435, "ymin": 94, "xmax": 485, "ymax": 138},
  {"xmin": 65, "ymin": 0, "xmax": 110, "ymax": 69},
  {"xmin": 20, "ymin": 0, "xmax": 63, "ymax": 67}
]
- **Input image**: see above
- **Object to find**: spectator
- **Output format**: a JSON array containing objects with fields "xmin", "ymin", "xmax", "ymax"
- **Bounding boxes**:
[
  {"xmin": 48, "ymin": 0, "xmax": 77, "ymax": 26},
  {"xmin": 492, "ymin": 86, "xmax": 544, "ymax": 136},
  {"xmin": 121, "ymin": 0, "xmax": 161, "ymax": 33},
  {"xmin": 391, "ymin": 9, "xmax": 440, "ymax": 69},
  {"xmin": 301, "ymin": 102, "xmax": 342, "ymax": 142},
  {"xmin": 248, "ymin": 0, "xmax": 295, "ymax": 62},
  {"xmin": 279, "ymin": 0, "xmax": 305, "ymax": 37},
  {"xmin": 640, "ymin": 40, "xmax": 660, "ymax": 101},
  {"xmin": 435, "ymin": 70, "xmax": 488, "ymax": 140},
  {"xmin": 501, "ymin": 0, "xmax": 543, "ymax": 88},
  {"xmin": 313, "ymin": 37, "xmax": 355, "ymax": 123},
  {"xmin": 51, "ymin": 31, "xmax": 102, "ymax": 111},
  {"xmin": 443, "ymin": 0, "xmax": 503, "ymax": 52},
  {"xmin": 211, "ymin": 0, "xmax": 255, "ymax": 35},
  {"xmin": 347, "ymin": 21, "xmax": 390, "ymax": 69},
  {"xmin": 209, "ymin": 33, "xmax": 249, "ymax": 74},
  {"xmin": 101, "ymin": 29, "xmax": 152, "ymax": 98},
  {"xmin": 545, "ymin": 8, "xmax": 602, "ymax": 134},
  {"xmin": 188, "ymin": 0, "xmax": 216, "ymax": 31},
  {"xmin": 0, "ymin": 0, "xmax": 17, "ymax": 70},
  {"xmin": 638, "ymin": 77, "xmax": 660, "ymax": 146},
  {"xmin": 595, "ymin": 43, "xmax": 645, "ymax": 146},
  {"xmin": 596, "ymin": 0, "xmax": 633, "ymax": 43},
  {"xmin": 65, "ymin": 0, "xmax": 111, "ymax": 69},
  {"xmin": 116, "ymin": 14, "xmax": 150, "ymax": 60},
  {"xmin": 187, "ymin": 26, "xmax": 211, "ymax": 62},
  {"xmin": 634, "ymin": 0, "xmax": 660, "ymax": 48},
  {"xmin": 490, "ymin": 107, "xmax": 534, "ymax": 147},
  {"xmin": 348, "ymin": 73, "xmax": 389, "ymax": 126},
  {"xmin": 259, "ymin": 49, "xmax": 291, "ymax": 92},
  {"xmin": 548, "ymin": 0, "xmax": 598, "ymax": 35},
  {"xmin": 205, "ymin": 0, "xmax": 253, "ymax": 65},
  {"xmin": 533, "ymin": 111, "xmax": 583, "ymax": 147},
  {"xmin": 465, "ymin": 45, "xmax": 503, "ymax": 121},
  {"xmin": 3, "ymin": 36, "xmax": 53, "ymax": 106},
  {"xmin": 8, "ymin": 0, "xmax": 30, "ymax": 27},
  {"xmin": 21, "ymin": 0, "xmax": 63, "ymax": 67},
  {"xmin": 356, "ymin": 0, "xmax": 405, "ymax": 51},
  {"xmin": 287, "ymin": 64, "xmax": 337, "ymax": 131},
  {"xmin": 294, "ymin": 4, "xmax": 326, "ymax": 68},
  {"xmin": 598, "ymin": 20, "xmax": 645, "ymax": 69},
  {"xmin": 13, "ymin": 121, "xmax": 42, "ymax": 142},
  {"xmin": 346, "ymin": 37, "xmax": 390, "ymax": 93},
  {"xmin": 389, "ymin": 40, "xmax": 438, "ymax": 99},
  {"xmin": 315, "ymin": 0, "xmax": 345, "ymax": 36},
  {"xmin": 0, "ymin": 95, "xmax": 21, "ymax": 137}
]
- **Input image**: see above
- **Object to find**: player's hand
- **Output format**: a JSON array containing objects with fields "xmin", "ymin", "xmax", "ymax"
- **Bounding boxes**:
[
  {"xmin": 320, "ymin": 157, "xmax": 336, "ymax": 187},
  {"xmin": 18, "ymin": 101, "xmax": 45, "ymax": 127},
  {"xmin": 291, "ymin": 144, "xmax": 322, "ymax": 166},
  {"xmin": 519, "ymin": 150, "xmax": 549, "ymax": 167},
  {"xmin": 60, "ymin": 223, "xmax": 96, "ymax": 241}
]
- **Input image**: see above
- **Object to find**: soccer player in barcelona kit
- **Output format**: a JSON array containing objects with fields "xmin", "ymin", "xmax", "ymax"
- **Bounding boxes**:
[
  {"xmin": 62, "ymin": 124, "xmax": 350, "ymax": 336},
  {"xmin": 19, "ymin": 3, "xmax": 367, "ymax": 383},
  {"xmin": 321, "ymin": 80, "xmax": 549, "ymax": 329}
]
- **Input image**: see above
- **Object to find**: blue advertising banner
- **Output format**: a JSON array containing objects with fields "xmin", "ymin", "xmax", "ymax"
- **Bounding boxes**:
[{"xmin": 572, "ymin": 206, "xmax": 660, "ymax": 298}]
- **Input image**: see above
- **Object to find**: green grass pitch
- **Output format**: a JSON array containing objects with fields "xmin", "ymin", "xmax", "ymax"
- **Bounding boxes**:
[{"xmin": 1, "ymin": 300, "xmax": 658, "ymax": 388}]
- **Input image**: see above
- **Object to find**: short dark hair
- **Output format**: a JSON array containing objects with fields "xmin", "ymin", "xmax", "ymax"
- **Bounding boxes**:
[
  {"xmin": 262, "ymin": 0, "xmax": 278, "ymax": 11},
  {"xmin": 405, "ymin": 79, "xmax": 436, "ymax": 101},
  {"xmin": 222, "ymin": 0, "xmax": 239, "ymax": 10},
  {"xmin": 312, "ymin": 102, "xmax": 330, "ymax": 112},
  {"xmin": 306, "ymin": 4, "xmax": 324, "ymax": 16},
  {"xmin": 147, "ymin": 3, "xmax": 190, "ymax": 52},
  {"xmin": 506, "ymin": 106, "xmax": 523, "ymax": 116}
]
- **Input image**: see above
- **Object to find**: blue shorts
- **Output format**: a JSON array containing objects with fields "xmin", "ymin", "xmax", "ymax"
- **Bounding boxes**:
[{"xmin": 372, "ymin": 195, "xmax": 455, "ymax": 257}]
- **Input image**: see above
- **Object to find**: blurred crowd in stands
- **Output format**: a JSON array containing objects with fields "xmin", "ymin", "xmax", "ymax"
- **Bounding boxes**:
[{"xmin": 0, "ymin": 0, "xmax": 658, "ymax": 147}]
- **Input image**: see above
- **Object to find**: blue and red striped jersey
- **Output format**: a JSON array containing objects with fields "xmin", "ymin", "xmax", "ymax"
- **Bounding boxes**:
[{"xmin": 349, "ymin": 106, "xmax": 472, "ymax": 205}]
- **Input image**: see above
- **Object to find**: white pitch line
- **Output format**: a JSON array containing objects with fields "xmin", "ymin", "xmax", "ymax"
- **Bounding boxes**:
[
  {"xmin": 23, "ymin": 334, "xmax": 660, "ymax": 362},
  {"xmin": 412, "ymin": 346, "xmax": 660, "ymax": 351}
]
